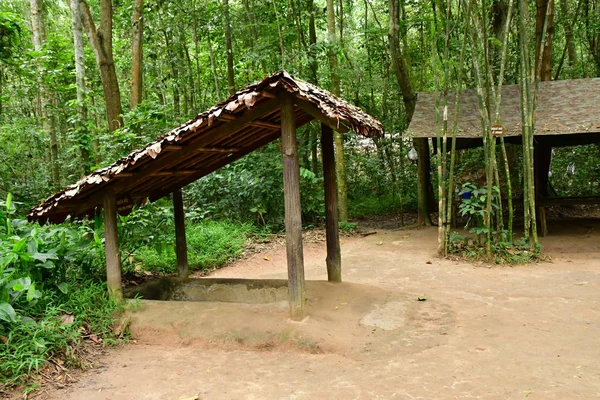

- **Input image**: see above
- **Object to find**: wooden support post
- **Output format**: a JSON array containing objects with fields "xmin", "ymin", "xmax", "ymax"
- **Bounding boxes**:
[
  {"xmin": 321, "ymin": 123, "xmax": 342, "ymax": 282},
  {"xmin": 534, "ymin": 143, "xmax": 551, "ymax": 237},
  {"xmin": 173, "ymin": 188, "xmax": 189, "ymax": 277},
  {"xmin": 279, "ymin": 91, "xmax": 306, "ymax": 321},
  {"xmin": 103, "ymin": 195, "xmax": 122, "ymax": 300}
]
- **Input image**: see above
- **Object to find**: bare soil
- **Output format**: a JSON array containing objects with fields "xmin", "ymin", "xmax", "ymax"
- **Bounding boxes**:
[{"xmin": 39, "ymin": 219, "xmax": 600, "ymax": 399}]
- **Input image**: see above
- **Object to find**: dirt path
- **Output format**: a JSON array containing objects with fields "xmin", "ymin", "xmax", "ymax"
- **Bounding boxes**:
[{"xmin": 43, "ymin": 223, "xmax": 600, "ymax": 399}]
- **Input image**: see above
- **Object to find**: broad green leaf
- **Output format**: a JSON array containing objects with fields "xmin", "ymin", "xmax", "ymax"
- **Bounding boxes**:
[
  {"xmin": 5, "ymin": 193, "xmax": 12, "ymax": 212},
  {"xmin": 0, "ymin": 303, "xmax": 16, "ymax": 323},
  {"xmin": 27, "ymin": 282, "xmax": 36, "ymax": 302},
  {"xmin": 57, "ymin": 282, "xmax": 69, "ymax": 294},
  {"xmin": 21, "ymin": 316, "xmax": 37, "ymax": 326},
  {"xmin": 32, "ymin": 251, "xmax": 58, "ymax": 262},
  {"xmin": 12, "ymin": 238, "xmax": 27, "ymax": 253},
  {"xmin": 12, "ymin": 283, "xmax": 24, "ymax": 291}
]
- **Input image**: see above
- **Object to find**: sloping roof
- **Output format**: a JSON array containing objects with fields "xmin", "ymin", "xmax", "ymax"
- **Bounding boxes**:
[
  {"xmin": 408, "ymin": 78, "xmax": 600, "ymax": 138},
  {"xmin": 29, "ymin": 71, "xmax": 383, "ymax": 224}
]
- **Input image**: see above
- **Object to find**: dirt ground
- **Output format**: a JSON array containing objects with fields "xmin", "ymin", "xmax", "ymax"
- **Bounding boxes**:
[{"xmin": 42, "ymin": 218, "xmax": 599, "ymax": 400}]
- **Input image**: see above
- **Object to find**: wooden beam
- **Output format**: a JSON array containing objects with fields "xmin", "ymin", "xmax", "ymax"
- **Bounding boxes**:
[
  {"xmin": 197, "ymin": 147, "xmax": 239, "ymax": 153},
  {"xmin": 149, "ymin": 170, "xmax": 201, "ymax": 177},
  {"xmin": 321, "ymin": 123, "xmax": 341, "ymax": 282},
  {"xmin": 103, "ymin": 194, "xmax": 122, "ymax": 300},
  {"xmin": 112, "ymin": 173, "xmax": 135, "ymax": 178},
  {"xmin": 294, "ymin": 98, "xmax": 349, "ymax": 133},
  {"xmin": 219, "ymin": 114, "xmax": 280, "ymax": 130},
  {"xmin": 164, "ymin": 144, "xmax": 240, "ymax": 153},
  {"xmin": 74, "ymin": 99, "xmax": 279, "ymax": 215},
  {"xmin": 279, "ymin": 91, "xmax": 306, "ymax": 321},
  {"xmin": 146, "ymin": 131, "xmax": 280, "ymax": 203},
  {"xmin": 173, "ymin": 189, "xmax": 188, "ymax": 277}
]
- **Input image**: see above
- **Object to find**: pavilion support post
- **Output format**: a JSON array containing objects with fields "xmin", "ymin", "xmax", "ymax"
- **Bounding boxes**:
[
  {"xmin": 103, "ymin": 194, "xmax": 122, "ymax": 300},
  {"xmin": 321, "ymin": 123, "xmax": 342, "ymax": 282},
  {"xmin": 279, "ymin": 90, "xmax": 306, "ymax": 321},
  {"xmin": 173, "ymin": 188, "xmax": 189, "ymax": 277},
  {"xmin": 534, "ymin": 143, "xmax": 551, "ymax": 237}
]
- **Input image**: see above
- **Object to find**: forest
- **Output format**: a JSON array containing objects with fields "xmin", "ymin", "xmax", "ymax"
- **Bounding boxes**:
[{"xmin": 1, "ymin": 0, "xmax": 600, "ymax": 391}]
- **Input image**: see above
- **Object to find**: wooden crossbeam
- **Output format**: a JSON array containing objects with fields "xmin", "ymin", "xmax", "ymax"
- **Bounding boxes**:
[
  {"xmin": 219, "ymin": 114, "xmax": 280, "ymax": 130},
  {"xmin": 198, "ymin": 147, "xmax": 239, "ymax": 153},
  {"xmin": 149, "ymin": 170, "xmax": 200, "ymax": 177},
  {"xmin": 164, "ymin": 144, "xmax": 239, "ymax": 153}
]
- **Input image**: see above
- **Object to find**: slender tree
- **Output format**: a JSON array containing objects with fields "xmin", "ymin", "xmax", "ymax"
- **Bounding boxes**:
[
  {"xmin": 130, "ymin": 0, "xmax": 143, "ymax": 108},
  {"xmin": 223, "ymin": 0, "xmax": 235, "ymax": 96},
  {"xmin": 30, "ymin": 0, "xmax": 60, "ymax": 188},
  {"xmin": 389, "ymin": 0, "xmax": 432, "ymax": 225},
  {"xmin": 326, "ymin": 0, "xmax": 349, "ymax": 222},
  {"xmin": 69, "ymin": 0, "xmax": 91, "ymax": 173},
  {"xmin": 80, "ymin": 0, "xmax": 124, "ymax": 133}
]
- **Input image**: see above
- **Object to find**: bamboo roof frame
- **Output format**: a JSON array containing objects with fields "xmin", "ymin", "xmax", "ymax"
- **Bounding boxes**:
[{"xmin": 29, "ymin": 71, "xmax": 383, "ymax": 224}]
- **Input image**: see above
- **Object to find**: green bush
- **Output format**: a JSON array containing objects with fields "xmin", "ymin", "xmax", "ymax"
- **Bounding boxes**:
[
  {"xmin": 0, "ymin": 282, "xmax": 125, "ymax": 390},
  {"xmin": 349, "ymin": 194, "xmax": 414, "ymax": 219},
  {"xmin": 130, "ymin": 220, "xmax": 257, "ymax": 274},
  {"xmin": 0, "ymin": 194, "xmax": 123, "ymax": 390}
]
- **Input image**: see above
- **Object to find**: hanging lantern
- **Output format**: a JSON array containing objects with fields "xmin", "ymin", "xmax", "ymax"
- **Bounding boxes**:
[{"xmin": 408, "ymin": 147, "xmax": 418, "ymax": 161}]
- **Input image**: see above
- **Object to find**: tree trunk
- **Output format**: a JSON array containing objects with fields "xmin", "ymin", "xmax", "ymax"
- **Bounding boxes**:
[
  {"xmin": 206, "ymin": 32, "xmax": 221, "ymax": 101},
  {"xmin": 30, "ymin": 0, "xmax": 60, "ymax": 188},
  {"xmin": 559, "ymin": 0, "xmax": 577, "ymax": 65},
  {"xmin": 223, "ymin": 0, "xmax": 235, "ymax": 96},
  {"xmin": 80, "ymin": 0, "xmax": 124, "ymax": 133},
  {"xmin": 326, "ymin": 0, "xmax": 348, "ymax": 222},
  {"xmin": 130, "ymin": 0, "xmax": 143, "ymax": 108},
  {"xmin": 389, "ymin": 0, "xmax": 431, "ymax": 225},
  {"xmin": 307, "ymin": 0, "xmax": 319, "ymax": 175},
  {"xmin": 163, "ymin": 28, "xmax": 180, "ymax": 118},
  {"xmin": 69, "ymin": 0, "xmax": 91, "ymax": 175},
  {"xmin": 535, "ymin": 0, "xmax": 555, "ymax": 81}
]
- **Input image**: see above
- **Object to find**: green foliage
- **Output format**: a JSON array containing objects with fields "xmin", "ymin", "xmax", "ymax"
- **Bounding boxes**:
[
  {"xmin": 458, "ymin": 182, "xmax": 501, "ymax": 237},
  {"xmin": 349, "ymin": 194, "xmax": 410, "ymax": 219},
  {"xmin": 339, "ymin": 221, "xmax": 358, "ymax": 233},
  {"xmin": 0, "ymin": 281, "xmax": 125, "ymax": 389},
  {"xmin": 0, "ymin": 195, "xmax": 122, "ymax": 389},
  {"xmin": 448, "ymin": 231, "xmax": 543, "ymax": 264},
  {"xmin": 130, "ymin": 219, "xmax": 257, "ymax": 275},
  {"xmin": 550, "ymin": 145, "xmax": 600, "ymax": 197}
]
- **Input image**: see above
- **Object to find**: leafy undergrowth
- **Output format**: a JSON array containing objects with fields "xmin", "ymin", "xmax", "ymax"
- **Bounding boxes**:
[
  {"xmin": 448, "ymin": 231, "xmax": 544, "ymax": 265},
  {"xmin": 127, "ymin": 220, "xmax": 262, "ymax": 275},
  {"xmin": 0, "ymin": 282, "xmax": 129, "ymax": 393},
  {"xmin": 0, "ymin": 194, "xmax": 131, "ymax": 393},
  {"xmin": 349, "ymin": 195, "xmax": 404, "ymax": 219}
]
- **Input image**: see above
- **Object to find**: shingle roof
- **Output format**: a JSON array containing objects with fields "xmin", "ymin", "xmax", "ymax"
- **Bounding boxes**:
[{"xmin": 408, "ymin": 78, "xmax": 600, "ymax": 138}]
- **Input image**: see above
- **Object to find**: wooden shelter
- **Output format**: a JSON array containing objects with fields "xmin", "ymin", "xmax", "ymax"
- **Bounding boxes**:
[
  {"xmin": 28, "ymin": 71, "xmax": 383, "ymax": 320},
  {"xmin": 407, "ymin": 78, "xmax": 600, "ymax": 235}
]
